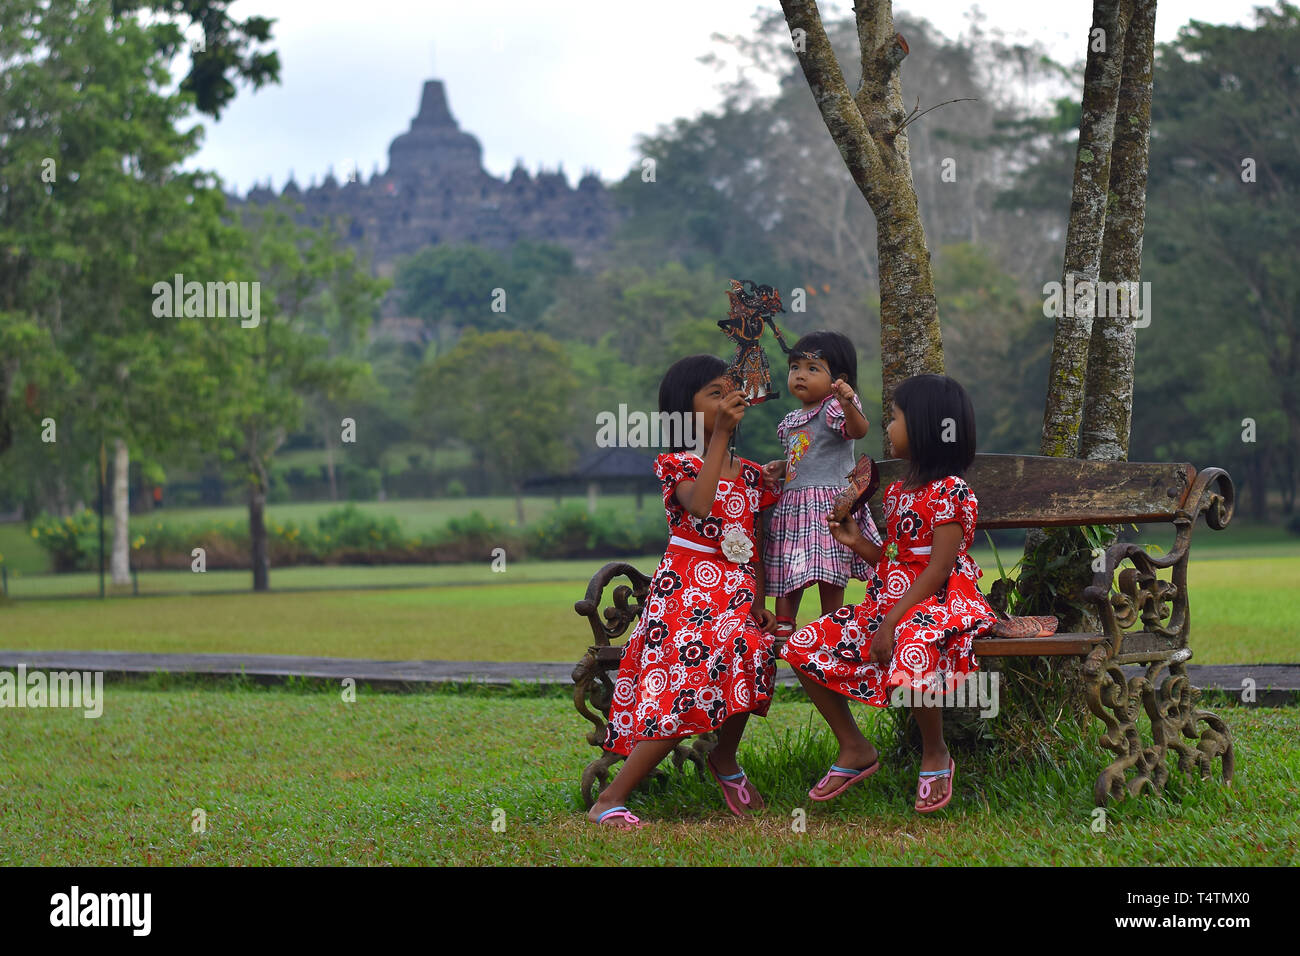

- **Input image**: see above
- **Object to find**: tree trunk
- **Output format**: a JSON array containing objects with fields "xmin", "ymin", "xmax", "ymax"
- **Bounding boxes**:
[
  {"xmin": 1080, "ymin": 0, "xmax": 1155, "ymax": 462},
  {"xmin": 1038, "ymin": 0, "xmax": 1134, "ymax": 459},
  {"xmin": 249, "ymin": 459, "xmax": 270, "ymax": 592},
  {"xmin": 779, "ymin": 0, "xmax": 944, "ymax": 454},
  {"xmin": 1022, "ymin": 0, "xmax": 1136, "ymax": 636},
  {"xmin": 110, "ymin": 437, "xmax": 130, "ymax": 585}
]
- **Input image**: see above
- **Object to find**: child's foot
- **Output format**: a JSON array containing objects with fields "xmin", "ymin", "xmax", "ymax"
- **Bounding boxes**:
[
  {"xmin": 707, "ymin": 751, "xmax": 765, "ymax": 812},
  {"xmin": 809, "ymin": 741, "xmax": 880, "ymax": 800},
  {"xmin": 587, "ymin": 796, "xmax": 645, "ymax": 829},
  {"xmin": 915, "ymin": 748, "xmax": 953, "ymax": 811}
]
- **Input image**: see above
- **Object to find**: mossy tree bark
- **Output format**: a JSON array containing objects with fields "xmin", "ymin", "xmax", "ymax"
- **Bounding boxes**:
[
  {"xmin": 1024, "ymin": 0, "xmax": 1143, "ymax": 637},
  {"xmin": 1080, "ymin": 0, "xmax": 1155, "ymax": 462},
  {"xmin": 779, "ymin": 0, "xmax": 944, "ymax": 453},
  {"xmin": 1038, "ymin": 0, "xmax": 1134, "ymax": 460}
]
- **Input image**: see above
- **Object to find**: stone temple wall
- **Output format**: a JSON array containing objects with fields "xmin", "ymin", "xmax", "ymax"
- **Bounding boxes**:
[{"xmin": 235, "ymin": 79, "xmax": 622, "ymax": 331}]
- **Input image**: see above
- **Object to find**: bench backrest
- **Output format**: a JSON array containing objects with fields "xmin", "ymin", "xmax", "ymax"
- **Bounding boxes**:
[{"xmin": 869, "ymin": 454, "xmax": 1197, "ymax": 530}]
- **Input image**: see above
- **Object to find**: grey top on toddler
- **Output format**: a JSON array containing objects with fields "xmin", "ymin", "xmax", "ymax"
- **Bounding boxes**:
[{"xmin": 776, "ymin": 393, "xmax": 861, "ymax": 491}]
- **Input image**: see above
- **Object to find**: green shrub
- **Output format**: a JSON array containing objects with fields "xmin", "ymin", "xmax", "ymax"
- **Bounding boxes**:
[
  {"xmin": 29, "ymin": 510, "xmax": 99, "ymax": 572},
  {"xmin": 38, "ymin": 501, "xmax": 668, "ymax": 572},
  {"xmin": 525, "ymin": 505, "xmax": 666, "ymax": 559},
  {"xmin": 525, "ymin": 504, "xmax": 593, "ymax": 558},
  {"xmin": 315, "ymin": 504, "xmax": 403, "ymax": 551},
  {"xmin": 423, "ymin": 510, "xmax": 519, "ymax": 563}
]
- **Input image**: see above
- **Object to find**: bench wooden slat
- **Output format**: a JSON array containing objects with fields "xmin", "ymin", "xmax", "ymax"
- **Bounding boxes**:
[
  {"xmin": 871, "ymin": 454, "xmax": 1196, "ymax": 529},
  {"xmin": 972, "ymin": 634, "xmax": 1105, "ymax": 656}
]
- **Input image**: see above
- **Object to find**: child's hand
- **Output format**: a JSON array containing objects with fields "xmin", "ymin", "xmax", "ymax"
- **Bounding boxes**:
[
  {"xmin": 870, "ymin": 620, "xmax": 896, "ymax": 665},
  {"xmin": 714, "ymin": 389, "xmax": 746, "ymax": 437},
  {"xmin": 761, "ymin": 459, "xmax": 786, "ymax": 492},
  {"xmin": 751, "ymin": 606, "xmax": 778, "ymax": 633},
  {"xmin": 830, "ymin": 378, "xmax": 857, "ymax": 406},
  {"xmin": 826, "ymin": 514, "xmax": 861, "ymax": 548}
]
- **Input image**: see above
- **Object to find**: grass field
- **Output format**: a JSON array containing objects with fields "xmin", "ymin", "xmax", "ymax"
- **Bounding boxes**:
[
  {"xmin": 0, "ymin": 553, "xmax": 1295, "ymax": 664},
  {"xmin": 0, "ymin": 680, "xmax": 1292, "ymax": 865}
]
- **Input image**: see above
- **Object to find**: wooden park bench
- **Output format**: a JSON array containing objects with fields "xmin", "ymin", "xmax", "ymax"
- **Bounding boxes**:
[{"xmin": 571, "ymin": 454, "xmax": 1236, "ymax": 808}]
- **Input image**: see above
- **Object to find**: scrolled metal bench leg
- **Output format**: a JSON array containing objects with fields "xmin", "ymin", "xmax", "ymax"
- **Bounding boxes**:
[
  {"xmin": 1087, "ymin": 649, "xmax": 1170, "ymax": 805},
  {"xmin": 1088, "ymin": 648, "xmax": 1143, "ymax": 805},
  {"xmin": 1088, "ymin": 651, "xmax": 1234, "ymax": 806},
  {"xmin": 670, "ymin": 732, "xmax": 718, "ymax": 779},
  {"xmin": 574, "ymin": 651, "xmax": 621, "ymax": 807},
  {"xmin": 581, "ymin": 752, "xmax": 625, "ymax": 810},
  {"xmin": 1162, "ymin": 658, "xmax": 1234, "ymax": 787}
]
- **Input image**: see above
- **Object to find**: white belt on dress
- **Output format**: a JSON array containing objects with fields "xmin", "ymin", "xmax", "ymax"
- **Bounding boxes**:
[{"xmin": 667, "ymin": 535, "xmax": 720, "ymax": 554}]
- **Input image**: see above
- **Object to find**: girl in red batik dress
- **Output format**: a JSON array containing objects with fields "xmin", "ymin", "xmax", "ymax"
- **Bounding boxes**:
[
  {"xmin": 587, "ymin": 355, "xmax": 782, "ymax": 829},
  {"xmin": 779, "ymin": 374, "xmax": 998, "ymax": 813}
]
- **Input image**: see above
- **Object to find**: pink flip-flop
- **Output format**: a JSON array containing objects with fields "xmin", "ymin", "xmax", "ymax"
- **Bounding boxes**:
[
  {"xmin": 810, "ymin": 759, "xmax": 880, "ymax": 802},
  {"xmin": 594, "ymin": 805, "xmax": 646, "ymax": 829},
  {"xmin": 915, "ymin": 758, "xmax": 956, "ymax": 813},
  {"xmin": 707, "ymin": 757, "xmax": 764, "ymax": 816}
]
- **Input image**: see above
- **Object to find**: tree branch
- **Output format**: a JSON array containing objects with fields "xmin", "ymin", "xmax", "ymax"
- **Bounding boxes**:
[
  {"xmin": 891, "ymin": 96, "xmax": 978, "ymax": 137},
  {"xmin": 780, "ymin": 0, "xmax": 883, "ymax": 191},
  {"xmin": 853, "ymin": 0, "xmax": 892, "ymax": 76}
]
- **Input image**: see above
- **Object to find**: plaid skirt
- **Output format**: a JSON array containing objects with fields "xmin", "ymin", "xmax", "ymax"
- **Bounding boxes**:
[{"xmin": 764, "ymin": 486, "xmax": 881, "ymax": 597}]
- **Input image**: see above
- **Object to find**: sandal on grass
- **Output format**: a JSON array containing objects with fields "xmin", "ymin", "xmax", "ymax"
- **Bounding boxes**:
[
  {"xmin": 707, "ymin": 757, "xmax": 764, "ymax": 816},
  {"xmin": 595, "ymin": 806, "xmax": 646, "ymax": 829},
  {"xmin": 809, "ymin": 759, "xmax": 880, "ymax": 802},
  {"xmin": 914, "ymin": 757, "xmax": 956, "ymax": 813}
]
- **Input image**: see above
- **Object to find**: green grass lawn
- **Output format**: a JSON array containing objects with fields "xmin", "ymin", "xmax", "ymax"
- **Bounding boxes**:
[
  {"xmin": 1, "ymin": 553, "xmax": 1295, "ymax": 664},
  {"xmin": 1, "ymin": 556, "xmax": 646, "ymax": 598},
  {"xmin": 0, "ymin": 681, "xmax": 1292, "ymax": 865}
]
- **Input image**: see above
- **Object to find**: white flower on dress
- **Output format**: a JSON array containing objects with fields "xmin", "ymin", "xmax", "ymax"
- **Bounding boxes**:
[{"xmin": 719, "ymin": 529, "xmax": 754, "ymax": 564}]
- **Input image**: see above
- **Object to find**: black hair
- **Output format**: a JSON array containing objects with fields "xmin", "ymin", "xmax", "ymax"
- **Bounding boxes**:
[
  {"xmin": 658, "ymin": 354, "xmax": 728, "ymax": 451},
  {"xmin": 892, "ymin": 374, "xmax": 977, "ymax": 486},
  {"xmin": 788, "ymin": 330, "xmax": 857, "ymax": 390}
]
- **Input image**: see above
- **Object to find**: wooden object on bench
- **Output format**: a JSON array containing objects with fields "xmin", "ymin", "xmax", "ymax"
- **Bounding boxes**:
[{"xmin": 572, "ymin": 454, "xmax": 1235, "ymax": 808}]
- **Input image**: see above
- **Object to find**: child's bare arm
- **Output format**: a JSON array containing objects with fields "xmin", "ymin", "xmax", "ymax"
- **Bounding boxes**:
[{"xmin": 831, "ymin": 379, "xmax": 869, "ymax": 440}]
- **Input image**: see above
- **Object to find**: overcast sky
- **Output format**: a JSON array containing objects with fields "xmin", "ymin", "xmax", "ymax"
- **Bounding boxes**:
[{"xmin": 186, "ymin": 1, "xmax": 1268, "ymax": 194}]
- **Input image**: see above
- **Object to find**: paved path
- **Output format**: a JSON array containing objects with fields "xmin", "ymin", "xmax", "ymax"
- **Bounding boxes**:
[{"xmin": 0, "ymin": 650, "xmax": 1296, "ymax": 703}]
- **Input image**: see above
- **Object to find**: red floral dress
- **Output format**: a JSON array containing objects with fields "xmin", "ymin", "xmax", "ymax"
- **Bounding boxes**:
[
  {"xmin": 778, "ymin": 475, "xmax": 997, "ymax": 706},
  {"xmin": 603, "ymin": 452, "xmax": 782, "ymax": 756}
]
